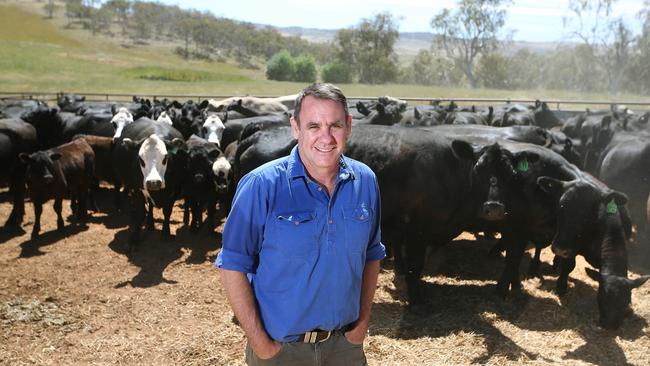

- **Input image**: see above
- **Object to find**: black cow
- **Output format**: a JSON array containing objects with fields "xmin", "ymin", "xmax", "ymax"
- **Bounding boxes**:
[
  {"xmin": 57, "ymin": 93, "xmax": 86, "ymax": 113},
  {"xmin": 19, "ymin": 139, "xmax": 95, "ymax": 238},
  {"xmin": 537, "ymin": 175, "xmax": 648, "ymax": 329},
  {"xmin": 183, "ymin": 135, "xmax": 229, "ymax": 232},
  {"xmin": 220, "ymin": 113, "xmax": 290, "ymax": 152},
  {"xmin": 591, "ymin": 132, "xmax": 650, "ymax": 243},
  {"xmin": 399, "ymin": 105, "xmax": 446, "ymax": 126},
  {"xmin": 0, "ymin": 118, "xmax": 37, "ymax": 230},
  {"xmin": 61, "ymin": 112, "xmax": 114, "ymax": 141},
  {"xmin": 20, "ymin": 106, "xmax": 65, "ymax": 149},
  {"xmin": 0, "ymin": 99, "xmax": 48, "ymax": 119},
  {"xmin": 112, "ymin": 119, "xmax": 187, "ymax": 249}
]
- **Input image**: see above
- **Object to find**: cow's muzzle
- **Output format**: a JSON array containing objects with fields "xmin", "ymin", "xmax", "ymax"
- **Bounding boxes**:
[
  {"xmin": 482, "ymin": 201, "xmax": 505, "ymax": 221},
  {"xmin": 145, "ymin": 179, "xmax": 163, "ymax": 191}
]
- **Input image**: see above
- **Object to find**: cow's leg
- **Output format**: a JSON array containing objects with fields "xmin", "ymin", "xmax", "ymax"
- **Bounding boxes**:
[
  {"xmin": 113, "ymin": 183, "xmax": 123, "ymax": 210},
  {"xmin": 4, "ymin": 166, "xmax": 26, "ymax": 230},
  {"xmin": 496, "ymin": 232, "xmax": 526, "ymax": 297},
  {"xmin": 128, "ymin": 191, "xmax": 146, "ymax": 251},
  {"xmin": 76, "ymin": 184, "xmax": 88, "ymax": 221},
  {"xmin": 528, "ymin": 243, "xmax": 543, "ymax": 278},
  {"xmin": 54, "ymin": 195, "xmax": 64, "ymax": 232},
  {"xmin": 191, "ymin": 200, "xmax": 201, "ymax": 233},
  {"xmin": 145, "ymin": 199, "xmax": 155, "ymax": 231},
  {"xmin": 405, "ymin": 236, "xmax": 427, "ymax": 305},
  {"xmin": 206, "ymin": 198, "xmax": 216, "ymax": 232},
  {"xmin": 162, "ymin": 200, "xmax": 174, "ymax": 239},
  {"xmin": 183, "ymin": 198, "xmax": 190, "ymax": 226},
  {"xmin": 555, "ymin": 256, "xmax": 576, "ymax": 295},
  {"xmin": 31, "ymin": 201, "xmax": 42, "ymax": 239}
]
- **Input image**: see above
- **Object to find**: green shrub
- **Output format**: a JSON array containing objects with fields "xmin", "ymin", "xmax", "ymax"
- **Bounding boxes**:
[
  {"xmin": 293, "ymin": 54, "xmax": 317, "ymax": 82},
  {"xmin": 266, "ymin": 50, "xmax": 295, "ymax": 81},
  {"xmin": 321, "ymin": 61, "xmax": 352, "ymax": 84}
]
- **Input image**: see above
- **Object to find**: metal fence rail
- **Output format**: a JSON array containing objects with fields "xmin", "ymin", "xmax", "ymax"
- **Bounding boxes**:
[{"xmin": 1, "ymin": 91, "xmax": 649, "ymax": 111}]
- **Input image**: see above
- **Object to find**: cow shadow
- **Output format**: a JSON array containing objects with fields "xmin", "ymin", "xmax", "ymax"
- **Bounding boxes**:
[
  {"xmin": 373, "ymin": 281, "xmax": 554, "ymax": 363},
  {"xmin": 175, "ymin": 224, "xmax": 222, "ymax": 264},
  {"xmin": 109, "ymin": 228, "xmax": 183, "ymax": 288},
  {"xmin": 0, "ymin": 225, "xmax": 26, "ymax": 244},
  {"xmin": 18, "ymin": 223, "xmax": 89, "ymax": 257},
  {"xmin": 377, "ymin": 234, "xmax": 646, "ymax": 364}
]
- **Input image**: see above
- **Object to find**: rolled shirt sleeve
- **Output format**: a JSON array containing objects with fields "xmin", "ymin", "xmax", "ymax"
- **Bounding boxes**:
[
  {"xmin": 365, "ymin": 173, "xmax": 386, "ymax": 262},
  {"xmin": 216, "ymin": 173, "xmax": 268, "ymax": 274}
]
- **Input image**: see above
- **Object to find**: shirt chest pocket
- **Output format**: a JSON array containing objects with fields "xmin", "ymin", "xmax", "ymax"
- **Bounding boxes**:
[
  {"xmin": 268, "ymin": 210, "xmax": 319, "ymax": 258},
  {"xmin": 342, "ymin": 206, "xmax": 373, "ymax": 253}
]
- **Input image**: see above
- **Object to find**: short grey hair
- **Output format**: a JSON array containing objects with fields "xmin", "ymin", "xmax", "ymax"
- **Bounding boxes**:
[{"xmin": 293, "ymin": 83, "xmax": 349, "ymax": 125}]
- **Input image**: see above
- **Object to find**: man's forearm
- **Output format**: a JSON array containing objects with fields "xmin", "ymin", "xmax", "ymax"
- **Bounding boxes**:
[
  {"xmin": 356, "ymin": 259, "xmax": 380, "ymax": 328},
  {"xmin": 219, "ymin": 268, "xmax": 276, "ymax": 351}
]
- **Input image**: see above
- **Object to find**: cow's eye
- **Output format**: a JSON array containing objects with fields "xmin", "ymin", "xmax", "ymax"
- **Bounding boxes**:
[
  {"xmin": 162, "ymin": 155, "xmax": 168, "ymax": 165},
  {"xmin": 139, "ymin": 157, "xmax": 145, "ymax": 168}
]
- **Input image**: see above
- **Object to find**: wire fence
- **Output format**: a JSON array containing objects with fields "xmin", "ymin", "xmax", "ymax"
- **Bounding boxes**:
[{"xmin": 1, "ymin": 91, "xmax": 649, "ymax": 111}]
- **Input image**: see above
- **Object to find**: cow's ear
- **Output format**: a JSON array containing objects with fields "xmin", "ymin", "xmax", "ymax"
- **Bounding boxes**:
[
  {"xmin": 132, "ymin": 96, "xmax": 138, "ymax": 102},
  {"xmin": 19, "ymin": 153, "xmax": 31, "ymax": 164},
  {"xmin": 541, "ymin": 102, "xmax": 549, "ymax": 111},
  {"xmin": 222, "ymin": 111, "xmax": 228, "ymax": 123},
  {"xmin": 629, "ymin": 275, "xmax": 650, "ymax": 289},
  {"xmin": 522, "ymin": 152, "xmax": 540, "ymax": 164},
  {"xmin": 121, "ymin": 138, "xmax": 138, "ymax": 150},
  {"xmin": 414, "ymin": 107, "xmax": 421, "ymax": 120},
  {"xmin": 603, "ymin": 190, "xmax": 628, "ymax": 207},
  {"xmin": 585, "ymin": 267, "xmax": 601, "ymax": 282},
  {"xmin": 171, "ymin": 138, "xmax": 185, "ymax": 148},
  {"xmin": 208, "ymin": 148, "xmax": 222, "ymax": 160},
  {"xmin": 537, "ymin": 176, "xmax": 565, "ymax": 196},
  {"xmin": 172, "ymin": 100, "xmax": 183, "ymax": 109},
  {"xmin": 198, "ymin": 99, "xmax": 210, "ymax": 110},
  {"xmin": 50, "ymin": 152, "xmax": 62, "ymax": 161},
  {"xmin": 451, "ymin": 140, "xmax": 474, "ymax": 161},
  {"xmin": 111, "ymin": 104, "xmax": 117, "ymax": 115},
  {"xmin": 376, "ymin": 104, "xmax": 385, "ymax": 113}
]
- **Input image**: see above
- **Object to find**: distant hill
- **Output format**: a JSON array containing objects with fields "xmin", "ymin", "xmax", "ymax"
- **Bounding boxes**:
[{"xmin": 273, "ymin": 26, "xmax": 567, "ymax": 62}]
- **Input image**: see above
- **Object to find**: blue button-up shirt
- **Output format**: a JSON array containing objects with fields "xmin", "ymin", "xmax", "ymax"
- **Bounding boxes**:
[{"xmin": 216, "ymin": 145, "xmax": 385, "ymax": 342}]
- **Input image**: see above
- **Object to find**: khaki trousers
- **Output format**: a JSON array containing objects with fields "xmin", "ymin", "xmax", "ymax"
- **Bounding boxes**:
[{"xmin": 245, "ymin": 332, "xmax": 367, "ymax": 366}]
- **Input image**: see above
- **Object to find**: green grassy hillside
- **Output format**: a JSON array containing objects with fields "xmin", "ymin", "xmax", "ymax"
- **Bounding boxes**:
[{"xmin": 0, "ymin": 1, "xmax": 647, "ymax": 106}]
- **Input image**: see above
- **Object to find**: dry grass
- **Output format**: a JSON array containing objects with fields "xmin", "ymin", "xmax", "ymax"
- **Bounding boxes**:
[{"xmin": 2, "ymin": 187, "xmax": 650, "ymax": 365}]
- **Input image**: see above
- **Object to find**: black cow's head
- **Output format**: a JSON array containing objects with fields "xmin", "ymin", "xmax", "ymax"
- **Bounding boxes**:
[
  {"xmin": 451, "ymin": 141, "xmax": 523, "ymax": 221},
  {"xmin": 19, "ymin": 150, "xmax": 62, "ymax": 189},
  {"xmin": 537, "ymin": 177, "xmax": 627, "ymax": 258},
  {"xmin": 586, "ymin": 268, "xmax": 650, "ymax": 329}
]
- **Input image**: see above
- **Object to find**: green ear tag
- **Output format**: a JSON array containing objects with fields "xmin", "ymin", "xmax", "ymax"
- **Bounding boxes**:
[
  {"xmin": 517, "ymin": 159, "xmax": 529, "ymax": 172},
  {"xmin": 606, "ymin": 199, "xmax": 618, "ymax": 214}
]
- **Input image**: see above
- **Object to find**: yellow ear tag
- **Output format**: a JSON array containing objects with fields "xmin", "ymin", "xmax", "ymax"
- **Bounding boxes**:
[{"xmin": 606, "ymin": 199, "xmax": 618, "ymax": 214}]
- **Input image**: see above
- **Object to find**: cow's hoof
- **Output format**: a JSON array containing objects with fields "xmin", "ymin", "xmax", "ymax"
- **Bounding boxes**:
[{"xmin": 555, "ymin": 285, "xmax": 568, "ymax": 296}]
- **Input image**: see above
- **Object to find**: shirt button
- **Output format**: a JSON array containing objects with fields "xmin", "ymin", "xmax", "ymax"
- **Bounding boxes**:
[
  {"xmin": 359, "ymin": 215, "xmax": 365, "ymax": 220},
  {"xmin": 317, "ymin": 186, "xmax": 323, "ymax": 191},
  {"xmin": 294, "ymin": 221, "xmax": 299, "ymax": 225},
  {"xmin": 328, "ymin": 219, "xmax": 333, "ymax": 224}
]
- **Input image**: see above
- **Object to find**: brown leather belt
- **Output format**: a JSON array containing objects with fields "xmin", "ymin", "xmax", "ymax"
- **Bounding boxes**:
[
  {"xmin": 299, "ymin": 324, "xmax": 352, "ymax": 344},
  {"xmin": 300, "ymin": 330, "xmax": 333, "ymax": 343}
]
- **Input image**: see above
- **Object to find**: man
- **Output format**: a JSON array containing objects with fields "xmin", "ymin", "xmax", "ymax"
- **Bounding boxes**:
[{"xmin": 216, "ymin": 83, "xmax": 385, "ymax": 365}]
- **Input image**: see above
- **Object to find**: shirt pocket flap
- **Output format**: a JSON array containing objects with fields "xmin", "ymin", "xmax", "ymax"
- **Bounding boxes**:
[
  {"xmin": 343, "ymin": 206, "xmax": 371, "ymax": 223},
  {"xmin": 276, "ymin": 211, "xmax": 316, "ymax": 225}
]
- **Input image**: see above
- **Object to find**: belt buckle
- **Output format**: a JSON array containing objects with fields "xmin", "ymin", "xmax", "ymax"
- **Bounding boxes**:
[{"xmin": 303, "ymin": 331, "xmax": 331, "ymax": 343}]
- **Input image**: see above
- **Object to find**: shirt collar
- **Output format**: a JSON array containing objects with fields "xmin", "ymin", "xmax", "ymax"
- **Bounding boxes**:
[{"xmin": 287, "ymin": 145, "xmax": 356, "ymax": 181}]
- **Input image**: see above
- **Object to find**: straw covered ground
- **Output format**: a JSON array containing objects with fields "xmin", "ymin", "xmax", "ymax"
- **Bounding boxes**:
[{"xmin": 2, "ymin": 187, "xmax": 650, "ymax": 365}]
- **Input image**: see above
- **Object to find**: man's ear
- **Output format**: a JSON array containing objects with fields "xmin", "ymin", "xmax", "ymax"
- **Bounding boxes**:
[{"xmin": 290, "ymin": 116, "xmax": 300, "ymax": 140}]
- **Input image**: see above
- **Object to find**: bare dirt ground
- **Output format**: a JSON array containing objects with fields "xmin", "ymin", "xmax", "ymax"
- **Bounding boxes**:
[{"xmin": 2, "ymin": 187, "xmax": 650, "ymax": 365}]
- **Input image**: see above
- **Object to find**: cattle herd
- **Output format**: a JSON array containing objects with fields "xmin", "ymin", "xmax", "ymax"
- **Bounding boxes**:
[{"xmin": 1, "ymin": 92, "xmax": 650, "ymax": 332}]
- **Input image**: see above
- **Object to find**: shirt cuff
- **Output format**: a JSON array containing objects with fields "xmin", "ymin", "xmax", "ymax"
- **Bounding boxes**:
[
  {"xmin": 366, "ymin": 242, "xmax": 386, "ymax": 262},
  {"xmin": 215, "ymin": 248, "xmax": 257, "ymax": 273}
]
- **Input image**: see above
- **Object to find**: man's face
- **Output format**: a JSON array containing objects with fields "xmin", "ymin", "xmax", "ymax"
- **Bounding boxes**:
[{"xmin": 291, "ymin": 96, "xmax": 352, "ymax": 177}]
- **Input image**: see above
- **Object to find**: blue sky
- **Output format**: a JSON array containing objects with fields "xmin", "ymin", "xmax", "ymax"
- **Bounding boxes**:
[{"xmin": 156, "ymin": 0, "xmax": 646, "ymax": 42}]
